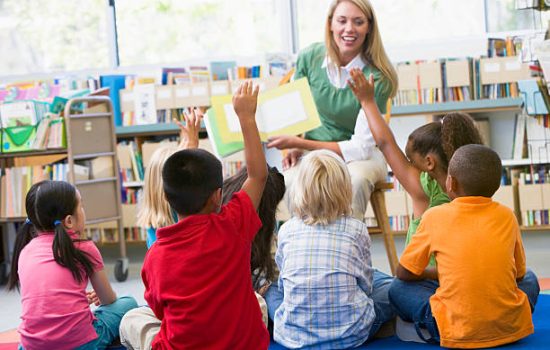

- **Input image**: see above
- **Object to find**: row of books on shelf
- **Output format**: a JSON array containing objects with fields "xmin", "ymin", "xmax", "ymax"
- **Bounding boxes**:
[
  {"xmin": 512, "ymin": 113, "xmax": 550, "ymax": 161},
  {"xmin": 84, "ymin": 226, "xmax": 148, "ymax": 244},
  {"xmin": 0, "ymin": 157, "xmax": 115, "ymax": 219},
  {"xmin": 393, "ymin": 55, "xmax": 534, "ymax": 106},
  {"xmin": 516, "ymin": 165, "xmax": 550, "ymax": 227},
  {"xmin": 0, "ymin": 87, "xmax": 111, "ymax": 153},
  {"xmin": 0, "ymin": 164, "xmax": 68, "ymax": 217},
  {"xmin": 118, "ymin": 76, "xmax": 280, "ymax": 126}
]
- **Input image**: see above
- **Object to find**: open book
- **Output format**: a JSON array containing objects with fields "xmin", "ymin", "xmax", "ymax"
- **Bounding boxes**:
[{"xmin": 208, "ymin": 77, "xmax": 321, "ymax": 145}]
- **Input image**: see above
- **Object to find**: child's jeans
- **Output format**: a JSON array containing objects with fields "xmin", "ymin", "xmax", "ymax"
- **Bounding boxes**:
[
  {"xmin": 265, "ymin": 269, "xmax": 396, "ymax": 339},
  {"xmin": 18, "ymin": 295, "xmax": 138, "ymax": 350},
  {"xmin": 388, "ymin": 269, "xmax": 541, "ymax": 343}
]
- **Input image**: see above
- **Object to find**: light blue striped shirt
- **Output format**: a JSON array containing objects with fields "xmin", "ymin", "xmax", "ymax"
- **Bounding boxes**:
[{"xmin": 274, "ymin": 216, "xmax": 375, "ymax": 349}]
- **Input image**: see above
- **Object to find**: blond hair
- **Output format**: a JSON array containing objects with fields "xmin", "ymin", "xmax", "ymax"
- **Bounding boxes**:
[
  {"xmin": 137, "ymin": 145, "xmax": 178, "ymax": 228},
  {"xmin": 325, "ymin": 0, "xmax": 398, "ymax": 97},
  {"xmin": 291, "ymin": 150, "xmax": 352, "ymax": 225}
]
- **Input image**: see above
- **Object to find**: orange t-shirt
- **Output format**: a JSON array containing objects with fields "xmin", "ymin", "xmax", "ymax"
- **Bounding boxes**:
[{"xmin": 400, "ymin": 196, "xmax": 533, "ymax": 349}]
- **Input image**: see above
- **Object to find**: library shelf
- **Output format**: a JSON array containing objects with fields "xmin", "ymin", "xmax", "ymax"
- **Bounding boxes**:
[
  {"xmin": 116, "ymin": 123, "xmax": 181, "ymax": 137},
  {"xmin": 520, "ymin": 225, "xmax": 550, "ymax": 232},
  {"xmin": 0, "ymin": 148, "xmax": 67, "ymax": 159},
  {"xmin": 391, "ymin": 97, "xmax": 523, "ymax": 117},
  {"xmin": 123, "ymin": 181, "xmax": 144, "ymax": 188},
  {"xmin": 0, "ymin": 216, "xmax": 25, "ymax": 223},
  {"xmin": 502, "ymin": 158, "xmax": 550, "ymax": 167},
  {"xmin": 115, "ymin": 121, "xmax": 207, "ymax": 137}
]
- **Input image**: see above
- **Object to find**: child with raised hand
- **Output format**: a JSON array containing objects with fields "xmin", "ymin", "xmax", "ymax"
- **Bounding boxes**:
[
  {"xmin": 222, "ymin": 166, "xmax": 285, "ymax": 295},
  {"xmin": 272, "ymin": 149, "xmax": 395, "ymax": 349},
  {"xmin": 349, "ymin": 68, "xmax": 483, "ymax": 272},
  {"xmin": 389, "ymin": 145, "xmax": 540, "ymax": 347},
  {"xmin": 8, "ymin": 180, "xmax": 137, "ymax": 350},
  {"xmin": 137, "ymin": 108, "xmax": 202, "ymax": 248},
  {"xmin": 120, "ymin": 81, "xmax": 270, "ymax": 350}
]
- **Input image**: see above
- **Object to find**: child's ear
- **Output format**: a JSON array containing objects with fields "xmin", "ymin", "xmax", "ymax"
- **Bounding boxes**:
[
  {"xmin": 425, "ymin": 154, "xmax": 436, "ymax": 171},
  {"xmin": 209, "ymin": 188, "xmax": 223, "ymax": 211},
  {"xmin": 62, "ymin": 214, "xmax": 73, "ymax": 229},
  {"xmin": 446, "ymin": 174, "xmax": 459, "ymax": 194}
]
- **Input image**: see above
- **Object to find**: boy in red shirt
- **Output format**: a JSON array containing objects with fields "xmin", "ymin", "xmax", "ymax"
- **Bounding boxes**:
[{"xmin": 120, "ymin": 82, "xmax": 269, "ymax": 349}]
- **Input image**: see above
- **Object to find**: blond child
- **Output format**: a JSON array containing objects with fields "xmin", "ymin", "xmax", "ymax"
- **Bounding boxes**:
[
  {"xmin": 137, "ymin": 109, "xmax": 202, "ymax": 248},
  {"xmin": 270, "ymin": 150, "xmax": 394, "ymax": 349}
]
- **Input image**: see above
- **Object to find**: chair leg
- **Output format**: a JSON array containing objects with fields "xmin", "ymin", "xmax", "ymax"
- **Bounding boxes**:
[{"xmin": 371, "ymin": 189, "xmax": 399, "ymax": 276}]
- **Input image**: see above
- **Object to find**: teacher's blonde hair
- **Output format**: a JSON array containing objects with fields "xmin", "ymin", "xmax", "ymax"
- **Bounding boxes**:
[
  {"xmin": 325, "ymin": 0, "xmax": 398, "ymax": 97},
  {"xmin": 291, "ymin": 150, "xmax": 352, "ymax": 225}
]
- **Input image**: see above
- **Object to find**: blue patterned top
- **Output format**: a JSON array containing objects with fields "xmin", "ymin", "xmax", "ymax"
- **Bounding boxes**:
[{"xmin": 274, "ymin": 216, "xmax": 375, "ymax": 349}]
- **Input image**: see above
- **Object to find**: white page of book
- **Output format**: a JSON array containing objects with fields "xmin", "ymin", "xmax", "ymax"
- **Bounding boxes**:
[
  {"xmin": 257, "ymin": 91, "xmax": 306, "ymax": 133},
  {"xmin": 223, "ymin": 104, "xmax": 241, "ymax": 132}
]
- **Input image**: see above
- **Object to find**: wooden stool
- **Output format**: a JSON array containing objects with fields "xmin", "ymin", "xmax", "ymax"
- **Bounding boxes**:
[{"xmin": 368, "ymin": 181, "xmax": 399, "ymax": 275}]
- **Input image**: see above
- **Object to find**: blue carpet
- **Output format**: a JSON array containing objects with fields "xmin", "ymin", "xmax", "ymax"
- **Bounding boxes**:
[{"xmin": 269, "ymin": 294, "xmax": 550, "ymax": 349}]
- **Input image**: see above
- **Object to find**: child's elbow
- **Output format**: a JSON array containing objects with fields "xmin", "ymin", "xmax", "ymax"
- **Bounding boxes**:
[{"xmin": 395, "ymin": 264, "xmax": 419, "ymax": 281}]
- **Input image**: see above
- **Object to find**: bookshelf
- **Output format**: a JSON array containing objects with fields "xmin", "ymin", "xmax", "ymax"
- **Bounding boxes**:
[
  {"xmin": 0, "ymin": 96, "xmax": 129, "ymax": 283},
  {"xmin": 391, "ymin": 97, "xmax": 524, "ymax": 117}
]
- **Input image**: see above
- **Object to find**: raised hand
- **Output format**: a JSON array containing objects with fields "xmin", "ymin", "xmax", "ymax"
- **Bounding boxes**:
[
  {"xmin": 232, "ymin": 80, "xmax": 260, "ymax": 121},
  {"xmin": 175, "ymin": 107, "xmax": 202, "ymax": 149},
  {"xmin": 348, "ymin": 68, "xmax": 375, "ymax": 105}
]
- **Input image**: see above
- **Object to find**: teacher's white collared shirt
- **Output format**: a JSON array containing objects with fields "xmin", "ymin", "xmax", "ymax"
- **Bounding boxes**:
[{"xmin": 321, "ymin": 55, "xmax": 377, "ymax": 163}]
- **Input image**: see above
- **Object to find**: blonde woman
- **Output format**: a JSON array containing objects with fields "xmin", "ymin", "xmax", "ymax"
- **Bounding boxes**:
[
  {"xmin": 137, "ymin": 109, "xmax": 202, "ymax": 248},
  {"xmin": 269, "ymin": 150, "xmax": 395, "ymax": 349},
  {"xmin": 267, "ymin": 0, "xmax": 397, "ymax": 221}
]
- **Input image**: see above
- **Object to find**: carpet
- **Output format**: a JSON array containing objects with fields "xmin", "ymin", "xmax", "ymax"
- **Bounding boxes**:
[{"xmin": 269, "ymin": 294, "xmax": 550, "ymax": 349}]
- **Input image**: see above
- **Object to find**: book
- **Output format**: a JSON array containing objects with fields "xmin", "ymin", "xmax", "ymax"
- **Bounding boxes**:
[
  {"xmin": 209, "ymin": 77, "xmax": 321, "ymax": 144},
  {"xmin": 209, "ymin": 61, "xmax": 236, "ymax": 81},
  {"xmin": 99, "ymin": 75, "xmax": 126, "ymax": 126},
  {"xmin": 518, "ymin": 79, "xmax": 550, "ymax": 115},
  {"xmin": 203, "ymin": 108, "xmax": 244, "ymax": 158}
]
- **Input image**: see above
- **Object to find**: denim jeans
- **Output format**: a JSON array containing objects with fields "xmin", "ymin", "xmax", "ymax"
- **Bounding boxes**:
[
  {"xmin": 79, "ymin": 296, "xmax": 139, "ymax": 349},
  {"xmin": 19, "ymin": 296, "xmax": 138, "ymax": 350},
  {"xmin": 388, "ymin": 269, "xmax": 541, "ymax": 343},
  {"xmin": 265, "ymin": 269, "xmax": 395, "ymax": 340}
]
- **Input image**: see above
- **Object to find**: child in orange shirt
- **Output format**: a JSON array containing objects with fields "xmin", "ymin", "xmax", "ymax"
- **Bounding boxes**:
[{"xmin": 389, "ymin": 144, "xmax": 539, "ymax": 348}]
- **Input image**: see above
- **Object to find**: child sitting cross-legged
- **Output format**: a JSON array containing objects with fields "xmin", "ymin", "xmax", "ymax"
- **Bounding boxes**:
[
  {"xmin": 389, "ymin": 144, "xmax": 540, "ymax": 348},
  {"xmin": 271, "ymin": 149, "xmax": 395, "ymax": 349},
  {"xmin": 8, "ymin": 180, "xmax": 138, "ymax": 350},
  {"xmin": 119, "ymin": 81, "xmax": 270, "ymax": 350}
]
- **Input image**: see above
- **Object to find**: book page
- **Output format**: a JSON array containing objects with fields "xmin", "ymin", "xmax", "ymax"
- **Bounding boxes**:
[
  {"xmin": 222, "ymin": 103, "xmax": 242, "ymax": 132},
  {"xmin": 257, "ymin": 91, "xmax": 306, "ymax": 132}
]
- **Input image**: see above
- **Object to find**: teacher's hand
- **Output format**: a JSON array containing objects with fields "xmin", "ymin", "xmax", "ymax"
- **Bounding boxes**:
[
  {"xmin": 267, "ymin": 135, "xmax": 302, "ymax": 150},
  {"xmin": 348, "ymin": 69, "xmax": 375, "ymax": 104},
  {"xmin": 282, "ymin": 149, "xmax": 304, "ymax": 170}
]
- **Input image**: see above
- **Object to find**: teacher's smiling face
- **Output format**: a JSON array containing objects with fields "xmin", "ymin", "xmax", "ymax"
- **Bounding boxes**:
[{"xmin": 330, "ymin": 1, "xmax": 369, "ymax": 66}]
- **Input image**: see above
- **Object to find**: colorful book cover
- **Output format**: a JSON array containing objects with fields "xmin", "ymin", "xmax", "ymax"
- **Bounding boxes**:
[
  {"xmin": 203, "ymin": 108, "xmax": 244, "ymax": 158},
  {"xmin": 210, "ymin": 77, "xmax": 321, "ymax": 143},
  {"xmin": 99, "ymin": 75, "xmax": 126, "ymax": 126}
]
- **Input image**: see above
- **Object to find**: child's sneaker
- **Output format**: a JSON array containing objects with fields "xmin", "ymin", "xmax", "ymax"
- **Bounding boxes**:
[{"xmin": 395, "ymin": 317, "xmax": 429, "ymax": 343}]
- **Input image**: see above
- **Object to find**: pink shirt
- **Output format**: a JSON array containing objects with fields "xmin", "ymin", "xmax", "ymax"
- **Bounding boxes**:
[{"xmin": 18, "ymin": 232, "xmax": 104, "ymax": 350}]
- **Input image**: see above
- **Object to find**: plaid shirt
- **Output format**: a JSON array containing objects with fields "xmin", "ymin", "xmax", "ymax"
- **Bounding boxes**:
[{"xmin": 274, "ymin": 216, "xmax": 375, "ymax": 349}]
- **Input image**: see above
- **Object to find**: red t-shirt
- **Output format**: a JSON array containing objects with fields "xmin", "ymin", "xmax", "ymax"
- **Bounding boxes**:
[{"xmin": 142, "ymin": 190, "xmax": 269, "ymax": 350}]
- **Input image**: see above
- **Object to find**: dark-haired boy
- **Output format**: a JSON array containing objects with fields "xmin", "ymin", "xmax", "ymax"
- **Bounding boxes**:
[
  {"xmin": 389, "ymin": 144, "xmax": 540, "ymax": 349},
  {"xmin": 121, "ymin": 82, "xmax": 269, "ymax": 350}
]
